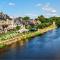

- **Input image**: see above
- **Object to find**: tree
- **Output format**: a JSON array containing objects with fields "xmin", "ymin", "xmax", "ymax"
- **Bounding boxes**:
[
  {"xmin": 37, "ymin": 15, "xmax": 45, "ymax": 23},
  {"xmin": 16, "ymin": 25, "xmax": 20, "ymax": 30},
  {"xmin": 22, "ymin": 16, "xmax": 30, "ymax": 21}
]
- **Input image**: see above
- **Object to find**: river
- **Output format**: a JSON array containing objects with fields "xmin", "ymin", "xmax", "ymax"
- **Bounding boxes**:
[{"xmin": 0, "ymin": 28, "xmax": 60, "ymax": 60}]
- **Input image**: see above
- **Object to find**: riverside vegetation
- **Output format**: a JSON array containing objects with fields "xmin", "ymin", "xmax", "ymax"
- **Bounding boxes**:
[{"xmin": 0, "ymin": 15, "xmax": 60, "ymax": 48}]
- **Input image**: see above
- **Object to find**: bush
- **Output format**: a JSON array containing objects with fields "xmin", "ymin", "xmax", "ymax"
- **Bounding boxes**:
[
  {"xmin": 55, "ymin": 20, "xmax": 60, "ymax": 27},
  {"xmin": 16, "ymin": 25, "xmax": 20, "ymax": 30},
  {"xmin": 37, "ymin": 23, "xmax": 51, "ymax": 29}
]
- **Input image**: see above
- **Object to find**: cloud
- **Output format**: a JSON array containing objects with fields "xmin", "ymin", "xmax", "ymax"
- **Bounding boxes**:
[
  {"xmin": 42, "ymin": 3, "xmax": 57, "ymax": 13},
  {"xmin": 46, "ymin": 13, "xmax": 57, "ymax": 16},
  {"xmin": 51, "ymin": 10, "xmax": 56, "ymax": 13},
  {"xmin": 10, "ymin": 16, "xmax": 14, "ymax": 18},
  {"xmin": 8, "ymin": 2, "xmax": 15, "ymax": 6},
  {"xmin": 36, "ymin": 3, "xmax": 57, "ymax": 17},
  {"xmin": 36, "ymin": 3, "xmax": 42, "ymax": 7},
  {"xmin": 24, "ymin": 13, "xmax": 37, "ymax": 17},
  {"xmin": 23, "ymin": 13, "xmax": 38, "ymax": 18}
]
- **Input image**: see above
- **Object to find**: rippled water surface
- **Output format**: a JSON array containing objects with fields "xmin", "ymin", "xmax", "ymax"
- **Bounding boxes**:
[{"xmin": 0, "ymin": 28, "xmax": 60, "ymax": 60}]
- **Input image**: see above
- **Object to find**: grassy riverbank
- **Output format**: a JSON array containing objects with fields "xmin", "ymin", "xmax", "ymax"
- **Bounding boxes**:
[{"xmin": 0, "ymin": 24, "xmax": 56, "ymax": 48}]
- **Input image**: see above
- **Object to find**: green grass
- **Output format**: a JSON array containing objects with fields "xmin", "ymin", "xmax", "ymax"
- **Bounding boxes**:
[
  {"xmin": 0, "ymin": 30, "xmax": 44, "ymax": 48},
  {"xmin": 0, "ymin": 44, "xmax": 6, "ymax": 48},
  {"xmin": 0, "ymin": 31, "xmax": 18, "ymax": 41}
]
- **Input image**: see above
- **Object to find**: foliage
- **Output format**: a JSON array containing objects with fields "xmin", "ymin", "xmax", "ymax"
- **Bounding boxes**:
[
  {"xmin": 22, "ymin": 16, "xmax": 30, "ymax": 21},
  {"xmin": 16, "ymin": 25, "xmax": 20, "ymax": 30},
  {"xmin": 37, "ymin": 15, "xmax": 46, "ymax": 23},
  {"xmin": 36, "ymin": 23, "xmax": 51, "ymax": 29},
  {"xmin": 50, "ymin": 17, "xmax": 60, "ymax": 27},
  {"xmin": 0, "ymin": 31, "xmax": 18, "ymax": 41}
]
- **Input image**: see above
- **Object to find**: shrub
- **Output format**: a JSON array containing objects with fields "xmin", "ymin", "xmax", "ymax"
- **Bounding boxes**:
[{"xmin": 16, "ymin": 25, "xmax": 20, "ymax": 30}]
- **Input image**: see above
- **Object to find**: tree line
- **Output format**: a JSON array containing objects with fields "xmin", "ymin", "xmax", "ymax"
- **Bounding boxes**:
[
  {"xmin": 0, "ymin": 12, "xmax": 60, "ymax": 31},
  {"xmin": 15, "ymin": 15, "xmax": 60, "ymax": 31}
]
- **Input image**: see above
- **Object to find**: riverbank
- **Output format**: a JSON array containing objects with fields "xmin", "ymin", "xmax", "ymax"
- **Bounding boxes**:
[{"xmin": 0, "ymin": 24, "xmax": 56, "ymax": 48}]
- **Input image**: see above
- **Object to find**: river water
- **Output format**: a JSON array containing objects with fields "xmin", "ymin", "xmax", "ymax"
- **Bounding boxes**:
[{"xmin": 0, "ymin": 28, "xmax": 60, "ymax": 60}]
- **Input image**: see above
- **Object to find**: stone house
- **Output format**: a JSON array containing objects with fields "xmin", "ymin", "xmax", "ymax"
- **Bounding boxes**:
[{"xmin": 0, "ymin": 12, "xmax": 15, "ymax": 32}]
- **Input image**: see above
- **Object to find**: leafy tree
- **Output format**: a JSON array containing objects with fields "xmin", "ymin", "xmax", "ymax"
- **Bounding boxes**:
[
  {"xmin": 37, "ymin": 15, "xmax": 45, "ymax": 23},
  {"xmin": 16, "ymin": 25, "xmax": 20, "ymax": 30},
  {"xmin": 50, "ymin": 16, "xmax": 60, "ymax": 27},
  {"xmin": 22, "ymin": 16, "xmax": 30, "ymax": 21}
]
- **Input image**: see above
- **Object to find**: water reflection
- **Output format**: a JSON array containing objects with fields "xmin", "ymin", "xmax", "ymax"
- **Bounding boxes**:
[
  {"xmin": 0, "ymin": 40, "xmax": 28, "ymax": 55},
  {"xmin": 1, "ymin": 28, "xmax": 60, "ymax": 60}
]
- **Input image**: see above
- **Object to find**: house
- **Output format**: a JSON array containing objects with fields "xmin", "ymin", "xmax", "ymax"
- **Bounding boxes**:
[
  {"xmin": 28, "ymin": 19, "xmax": 41, "ymax": 26},
  {"xmin": 0, "ymin": 12, "xmax": 15, "ymax": 32}
]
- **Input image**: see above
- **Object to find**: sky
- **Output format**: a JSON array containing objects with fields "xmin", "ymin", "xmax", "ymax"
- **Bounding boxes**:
[{"xmin": 0, "ymin": 0, "xmax": 60, "ymax": 18}]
